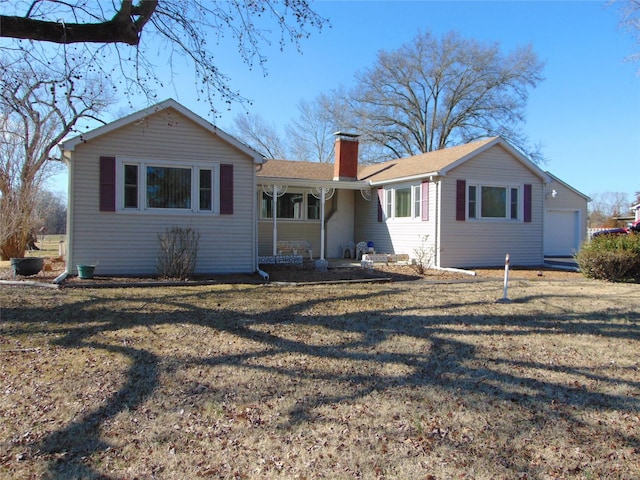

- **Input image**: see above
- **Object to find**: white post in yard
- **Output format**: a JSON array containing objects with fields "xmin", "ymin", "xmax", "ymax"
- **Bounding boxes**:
[{"xmin": 499, "ymin": 253, "xmax": 511, "ymax": 303}]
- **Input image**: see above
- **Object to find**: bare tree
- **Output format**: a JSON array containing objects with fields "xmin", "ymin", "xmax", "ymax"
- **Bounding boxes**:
[
  {"xmin": 0, "ymin": 57, "xmax": 111, "ymax": 259},
  {"xmin": 613, "ymin": 0, "xmax": 640, "ymax": 67},
  {"xmin": 231, "ymin": 94, "xmax": 350, "ymax": 163},
  {"xmin": 286, "ymin": 95, "xmax": 338, "ymax": 163},
  {"xmin": 588, "ymin": 191, "xmax": 631, "ymax": 227},
  {"xmin": 33, "ymin": 189, "xmax": 67, "ymax": 235},
  {"xmin": 231, "ymin": 113, "xmax": 287, "ymax": 159},
  {"xmin": 343, "ymin": 31, "xmax": 545, "ymax": 162},
  {"xmin": 0, "ymin": 1, "xmax": 328, "ymax": 115}
]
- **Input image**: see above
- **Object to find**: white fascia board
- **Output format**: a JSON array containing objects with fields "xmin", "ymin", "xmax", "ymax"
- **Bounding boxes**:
[
  {"xmin": 368, "ymin": 172, "xmax": 441, "ymax": 187},
  {"xmin": 441, "ymin": 137, "xmax": 550, "ymax": 183},
  {"xmin": 545, "ymin": 171, "xmax": 591, "ymax": 201},
  {"xmin": 61, "ymin": 99, "xmax": 264, "ymax": 164},
  {"xmin": 257, "ymin": 177, "xmax": 370, "ymax": 190}
]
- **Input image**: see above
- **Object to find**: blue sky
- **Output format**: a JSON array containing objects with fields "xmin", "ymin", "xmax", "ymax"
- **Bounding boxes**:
[{"xmin": 52, "ymin": 1, "xmax": 640, "ymax": 206}]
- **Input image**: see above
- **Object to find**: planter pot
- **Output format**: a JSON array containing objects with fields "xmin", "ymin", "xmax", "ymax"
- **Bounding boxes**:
[
  {"xmin": 77, "ymin": 264, "xmax": 96, "ymax": 279},
  {"xmin": 10, "ymin": 257, "xmax": 44, "ymax": 276}
]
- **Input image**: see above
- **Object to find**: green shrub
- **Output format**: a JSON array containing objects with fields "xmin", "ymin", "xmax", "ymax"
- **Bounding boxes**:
[{"xmin": 575, "ymin": 233, "xmax": 640, "ymax": 282}]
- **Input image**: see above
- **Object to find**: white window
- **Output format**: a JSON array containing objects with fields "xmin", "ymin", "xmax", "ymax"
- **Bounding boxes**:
[
  {"xmin": 382, "ymin": 184, "xmax": 422, "ymax": 220},
  {"xmin": 468, "ymin": 184, "xmax": 521, "ymax": 220},
  {"xmin": 117, "ymin": 158, "xmax": 219, "ymax": 213}
]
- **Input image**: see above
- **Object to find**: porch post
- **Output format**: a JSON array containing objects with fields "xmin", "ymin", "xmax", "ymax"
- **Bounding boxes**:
[
  {"xmin": 272, "ymin": 185, "xmax": 278, "ymax": 256},
  {"xmin": 320, "ymin": 188, "xmax": 326, "ymax": 260}
]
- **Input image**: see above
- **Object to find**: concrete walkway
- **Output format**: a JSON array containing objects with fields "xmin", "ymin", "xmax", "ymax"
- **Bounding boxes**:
[{"xmin": 544, "ymin": 256, "xmax": 579, "ymax": 271}]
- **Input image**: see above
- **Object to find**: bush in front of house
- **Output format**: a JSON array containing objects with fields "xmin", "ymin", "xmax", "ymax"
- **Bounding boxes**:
[
  {"xmin": 412, "ymin": 235, "xmax": 435, "ymax": 275},
  {"xmin": 157, "ymin": 227, "xmax": 200, "ymax": 280},
  {"xmin": 575, "ymin": 233, "xmax": 640, "ymax": 282}
]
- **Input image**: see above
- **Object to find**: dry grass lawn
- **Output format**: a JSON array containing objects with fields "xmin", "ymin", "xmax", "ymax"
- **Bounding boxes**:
[{"xmin": 1, "ymin": 273, "xmax": 639, "ymax": 479}]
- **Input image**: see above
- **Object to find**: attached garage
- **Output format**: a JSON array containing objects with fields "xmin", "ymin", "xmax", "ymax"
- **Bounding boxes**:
[
  {"xmin": 543, "ymin": 172, "xmax": 590, "ymax": 257},
  {"xmin": 544, "ymin": 209, "xmax": 581, "ymax": 256}
]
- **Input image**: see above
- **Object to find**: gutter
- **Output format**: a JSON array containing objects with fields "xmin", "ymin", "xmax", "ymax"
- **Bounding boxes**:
[
  {"xmin": 368, "ymin": 171, "xmax": 441, "ymax": 187},
  {"xmin": 258, "ymin": 177, "xmax": 370, "ymax": 190}
]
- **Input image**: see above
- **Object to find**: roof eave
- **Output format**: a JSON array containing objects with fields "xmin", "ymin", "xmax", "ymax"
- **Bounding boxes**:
[
  {"xmin": 545, "ymin": 171, "xmax": 591, "ymax": 201},
  {"xmin": 368, "ymin": 172, "xmax": 442, "ymax": 186},
  {"xmin": 440, "ymin": 137, "xmax": 550, "ymax": 182},
  {"xmin": 257, "ymin": 177, "xmax": 370, "ymax": 190},
  {"xmin": 61, "ymin": 99, "xmax": 264, "ymax": 164}
]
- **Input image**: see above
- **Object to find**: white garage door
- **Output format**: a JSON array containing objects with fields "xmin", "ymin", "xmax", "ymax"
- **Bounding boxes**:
[{"xmin": 545, "ymin": 210, "xmax": 579, "ymax": 256}]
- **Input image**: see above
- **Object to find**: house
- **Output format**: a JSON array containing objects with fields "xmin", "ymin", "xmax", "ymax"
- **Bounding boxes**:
[
  {"xmin": 61, "ymin": 99, "xmax": 588, "ymax": 276},
  {"xmin": 60, "ymin": 99, "xmax": 263, "ymax": 276},
  {"xmin": 258, "ymin": 134, "xmax": 587, "ymax": 268}
]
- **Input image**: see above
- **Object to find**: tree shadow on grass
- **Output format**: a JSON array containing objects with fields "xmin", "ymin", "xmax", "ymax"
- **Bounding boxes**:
[{"xmin": 1, "ymin": 281, "xmax": 639, "ymax": 478}]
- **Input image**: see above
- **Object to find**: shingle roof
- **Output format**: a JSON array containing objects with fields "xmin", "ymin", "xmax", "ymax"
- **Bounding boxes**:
[
  {"xmin": 257, "ymin": 159, "xmax": 335, "ymax": 181},
  {"xmin": 257, "ymin": 137, "xmax": 501, "ymax": 184},
  {"xmin": 359, "ymin": 137, "xmax": 498, "ymax": 183}
]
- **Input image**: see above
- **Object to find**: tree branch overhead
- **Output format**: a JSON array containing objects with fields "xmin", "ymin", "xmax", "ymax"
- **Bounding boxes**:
[{"xmin": 0, "ymin": 1, "xmax": 158, "ymax": 45}]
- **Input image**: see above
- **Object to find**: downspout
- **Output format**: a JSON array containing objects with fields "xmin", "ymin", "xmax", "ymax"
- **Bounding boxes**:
[
  {"xmin": 431, "ymin": 176, "xmax": 475, "ymax": 276},
  {"xmin": 434, "ymin": 177, "xmax": 440, "ymax": 268},
  {"xmin": 254, "ymin": 164, "xmax": 269, "ymax": 280},
  {"xmin": 54, "ymin": 148, "xmax": 72, "ymax": 284}
]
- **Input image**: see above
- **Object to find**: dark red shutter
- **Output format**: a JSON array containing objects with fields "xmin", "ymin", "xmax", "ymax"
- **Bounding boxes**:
[
  {"xmin": 377, "ymin": 187, "xmax": 384, "ymax": 222},
  {"xmin": 220, "ymin": 164, "xmax": 234, "ymax": 214},
  {"xmin": 421, "ymin": 180, "xmax": 429, "ymax": 221},
  {"xmin": 524, "ymin": 184, "xmax": 532, "ymax": 223},
  {"xmin": 99, "ymin": 156, "xmax": 116, "ymax": 212},
  {"xmin": 456, "ymin": 179, "xmax": 466, "ymax": 221}
]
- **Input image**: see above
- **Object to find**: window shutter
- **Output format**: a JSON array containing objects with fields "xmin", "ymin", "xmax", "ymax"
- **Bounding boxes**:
[
  {"xmin": 220, "ymin": 164, "xmax": 234, "ymax": 214},
  {"xmin": 524, "ymin": 184, "xmax": 532, "ymax": 223},
  {"xmin": 377, "ymin": 187, "xmax": 384, "ymax": 222},
  {"xmin": 99, "ymin": 156, "xmax": 116, "ymax": 212},
  {"xmin": 456, "ymin": 179, "xmax": 466, "ymax": 221},
  {"xmin": 421, "ymin": 180, "xmax": 429, "ymax": 221}
]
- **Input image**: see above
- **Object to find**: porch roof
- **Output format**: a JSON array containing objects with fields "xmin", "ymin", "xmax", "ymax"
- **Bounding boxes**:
[{"xmin": 258, "ymin": 159, "xmax": 369, "ymax": 190}]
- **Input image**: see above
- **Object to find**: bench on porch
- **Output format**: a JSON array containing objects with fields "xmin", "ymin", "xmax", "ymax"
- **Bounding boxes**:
[{"xmin": 277, "ymin": 240, "xmax": 313, "ymax": 260}]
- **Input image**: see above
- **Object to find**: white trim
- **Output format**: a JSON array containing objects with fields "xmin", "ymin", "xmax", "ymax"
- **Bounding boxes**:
[
  {"xmin": 257, "ymin": 176, "xmax": 369, "ymax": 190},
  {"xmin": 368, "ymin": 139, "xmax": 550, "ymax": 187},
  {"xmin": 545, "ymin": 171, "xmax": 591, "ymax": 201},
  {"xmin": 369, "ymin": 172, "xmax": 440, "ymax": 186},
  {"xmin": 61, "ymin": 99, "xmax": 264, "ymax": 164},
  {"xmin": 116, "ymin": 156, "xmax": 220, "ymax": 214},
  {"xmin": 381, "ymin": 182, "xmax": 424, "ymax": 221},
  {"xmin": 466, "ymin": 180, "xmax": 524, "ymax": 222},
  {"xmin": 440, "ymin": 137, "xmax": 551, "ymax": 182}
]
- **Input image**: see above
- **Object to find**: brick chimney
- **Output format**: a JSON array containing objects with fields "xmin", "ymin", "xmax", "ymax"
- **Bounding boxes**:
[{"xmin": 333, "ymin": 132, "xmax": 359, "ymax": 181}]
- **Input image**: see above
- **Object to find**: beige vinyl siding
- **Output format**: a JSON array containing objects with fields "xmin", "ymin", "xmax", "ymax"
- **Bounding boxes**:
[
  {"xmin": 69, "ymin": 109, "xmax": 256, "ymax": 275},
  {"xmin": 326, "ymin": 190, "xmax": 355, "ymax": 259},
  {"xmin": 354, "ymin": 185, "xmax": 437, "ymax": 260},
  {"xmin": 439, "ymin": 144, "xmax": 544, "ymax": 267}
]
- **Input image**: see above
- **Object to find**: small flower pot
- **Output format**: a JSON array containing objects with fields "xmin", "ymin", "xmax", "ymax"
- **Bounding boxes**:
[
  {"xmin": 10, "ymin": 257, "xmax": 44, "ymax": 276},
  {"xmin": 77, "ymin": 264, "xmax": 96, "ymax": 279}
]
